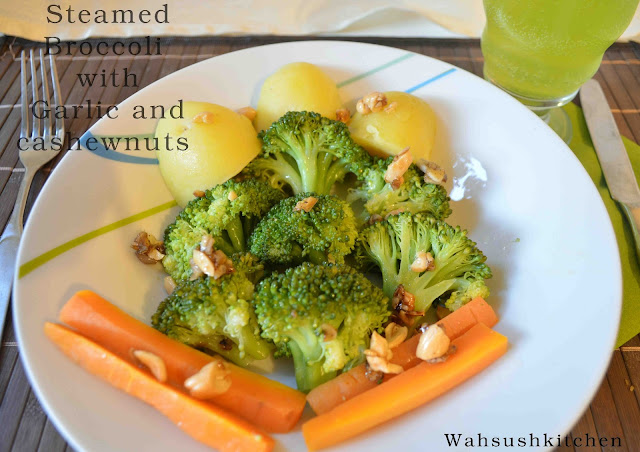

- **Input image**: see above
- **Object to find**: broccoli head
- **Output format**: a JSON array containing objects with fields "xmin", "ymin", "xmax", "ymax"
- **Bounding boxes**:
[
  {"xmin": 349, "ymin": 156, "xmax": 451, "ymax": 221},
  {"xmin": 242, "ymin": 111, "xmax": 372, "ymax": 195},
  {"xmin": 445, "ymin": 279, "xmax": 491, "ymax": 311},
  {"xmin": 248, "ymin": 193, "xmax": 358, "ymax": 266},
  {"xmin": 356, "ymin": 212, "xmax": 491, "ymax": 316},
  {"xmin": 162, "ymin": 179, "xmax": 285, "ymax": 281},
  {"xmin": 253, "ymin": 262, "xmax": 390, "ymax": 392},
  {"xmin": 152, "ymin": 269, "xmax": 272, "ymax": 368},
  {"xmin": 231, "ymin": 252, "xmax": 265, "ymax": 285}
]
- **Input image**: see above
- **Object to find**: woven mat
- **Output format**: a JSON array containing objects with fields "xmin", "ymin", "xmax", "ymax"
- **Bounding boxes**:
[{"xmin": 0, "ymin": 36, "xmax": 639, "ymax": 452}]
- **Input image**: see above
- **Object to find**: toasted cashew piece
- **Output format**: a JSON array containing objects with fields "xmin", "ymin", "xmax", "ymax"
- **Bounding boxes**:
[
  {"xmin": 416, "ymin": 325, "xmax": 450, "ymax": 361},
  {"xmin": 237, "ymin": 106, "xmax": 257, "ymax": 121},
  {"xmin": 184, "ymin": 358, "xmax": 232, "ymax": 399},
  {"xmin": 133, "ymin": 350, "xmax": 167, "ymax": 383},
  {"xmin": 385, "ymin": 322, "xmax": 408, "ymax": 349}
]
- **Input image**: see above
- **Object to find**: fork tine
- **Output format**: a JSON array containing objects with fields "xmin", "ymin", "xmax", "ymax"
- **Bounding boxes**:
[
  {"xmin": 29, "ymin": 48, "xmax": 40, "ymax": 140},
  {"xmin": 20, "ymin": 51, "xmax": 28, "ymax": 139},
  {"xmin": 49, "ymin": 54, "xmax": 64, "ymax": 138},
  {"xmin": 39, "ymin": 49, "xmax": 52, "ymax": 141}
]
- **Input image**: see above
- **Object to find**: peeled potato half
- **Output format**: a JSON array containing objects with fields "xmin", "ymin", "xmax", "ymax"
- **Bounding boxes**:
[
  {"xmin": 254, "ymin": 62, "xmax": 342, "ymax": 132},
  {"xmin": 156, "ymin": 101, "xmax": 260, "ymax": 207},
  {"xmin": 349, "ymin": 91, "xmax": 437, "ymax": 162}
]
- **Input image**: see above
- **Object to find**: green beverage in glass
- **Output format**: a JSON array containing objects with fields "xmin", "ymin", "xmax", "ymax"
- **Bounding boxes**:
[{"xmin": 481, "ymin": 0, "xmax": 639, "ymax": 142}]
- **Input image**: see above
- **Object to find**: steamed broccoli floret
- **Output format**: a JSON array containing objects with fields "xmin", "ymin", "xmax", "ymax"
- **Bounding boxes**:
[
  {"xmin": 445, "ymin": 279, "xmax": 491, "ymax": 311},
  {"xmin": 231, "ymin": 252, "xmax": 265, "ymax": 285},
  {"xmin": 248, "ymin": 193, "xmax": 358, "ymax": 266},
  {"xmin": 242, "ymin": 111, "xmax": 372, "ymax": 195},
  {"xmin": 151, "ymin": 269, "xmax": 272, "ymax": 368},
  {"xmin": 348, "ymin": 157, "xmax": 451, "ymax": 221},
  {"xmin": 356, "ymin": 212, "xmax": 491, "ymax": 315},
  {"xmin": 253, "ymin": 263, "xmax": 390, "ymax": 392},
  {"xmin": 162, "ymin": 179, "xmax": 285, "ymax": 281}
]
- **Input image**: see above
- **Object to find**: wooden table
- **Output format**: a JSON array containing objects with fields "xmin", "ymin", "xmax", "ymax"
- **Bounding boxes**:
[{"xmin": 0, "ymin": 36, "xmax": 639, "ymax": 452}]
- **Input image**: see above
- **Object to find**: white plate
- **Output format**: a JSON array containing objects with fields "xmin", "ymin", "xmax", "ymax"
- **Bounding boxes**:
[{"xmin": 14, "ymin": 41, "xmax": 621, "ymax": 452}]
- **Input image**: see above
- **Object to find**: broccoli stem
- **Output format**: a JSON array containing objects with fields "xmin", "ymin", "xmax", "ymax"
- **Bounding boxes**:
[
  {"xmin": 171, "ymin": 327, "xmax": 255, "ymax": 367},
  {"xmin": 321, "ymin": 161, "xmax": 349, "ymax": 194},
  {"xmin": 307, "ymin": 249, "xmax": 329, "ymax": 265},
  {"xmin": 375, "ymin": 252, "xmax": 402, "ymax": 297},
  {"xmin": 295, "ymin": 136, "xmax": 321, "ymax": 193},
  {"xmin": 225, "ymin": 216, "xmax": 246, "ymax": 252},
  {"xmin": 411, "ymin": 279, "xmax": 457, "ymax": 312},
  {"xmin": 259, "ymin": 154, "xmax": 304, "ymax": 193},
  {"xmin": 288, "ymin": 341, "xmax": 337, "ymax": 393},
  {"xmin": 212, "ymin": 235, "xmax": 236, "ymax": 256},
  {"xmin": 242, "ymin": 216, "xmax": 257, "ymax": 243},
  {"xmin": 314, "ymin": 153, "xmax": 335, "ymax": 194},
  {"xmin": 212, "ymin": 344, "xmax": 256, "ymax": 368},
  {"xmin": 300, "ymin": 163, "xmax": 317, "ymax": 193},
  {"xmin": 237, "ymin": 326, "xmax": 272, "ymax": 360},
  {"xmin": 289, "ymin": 244, "xmax": 327, "ymax": 265}
]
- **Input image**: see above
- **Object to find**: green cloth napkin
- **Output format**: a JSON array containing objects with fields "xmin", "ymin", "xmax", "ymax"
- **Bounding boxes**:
[{"xmin": 564, "ymin": 102, "xmax": 640, "ymax": 348}]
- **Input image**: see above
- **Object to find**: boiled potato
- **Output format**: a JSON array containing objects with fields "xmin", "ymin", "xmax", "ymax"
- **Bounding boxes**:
[
  {"xmin": 349, "ymin": 91, "xmax": 437, "ymax": 162},
  {"xmin": 254, "ymin": 62, "xmax": 342, "ymax": 132},
  {"xmin": 156, "ymin": 101, "xmax": 260, "ymax": 207}
]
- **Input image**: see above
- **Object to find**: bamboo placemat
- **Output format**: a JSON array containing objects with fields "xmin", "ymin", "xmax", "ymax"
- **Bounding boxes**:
[{"xmin": 0, "ymin": 36, "xmax": 639, "ymax": 452}]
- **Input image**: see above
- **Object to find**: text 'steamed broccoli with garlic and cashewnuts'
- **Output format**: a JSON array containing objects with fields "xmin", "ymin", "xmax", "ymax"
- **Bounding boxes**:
[
  {"xmin": 46, "ymin": 60, "xmax": 508, "ymax": 451},
  {"xmin": 22, "ymin": 4, "xmax": 192, "ymax": 153}
]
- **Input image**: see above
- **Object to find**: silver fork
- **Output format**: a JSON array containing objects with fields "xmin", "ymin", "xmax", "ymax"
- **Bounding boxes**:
[{"xmin": 0, "ymin": 49, "xmax": 65, "ymax": 340}]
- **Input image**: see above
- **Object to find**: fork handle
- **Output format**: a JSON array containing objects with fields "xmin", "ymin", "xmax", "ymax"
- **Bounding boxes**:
[{"xmin": 0, "ymin": 167, "xmax": 36, "ymax": 340}]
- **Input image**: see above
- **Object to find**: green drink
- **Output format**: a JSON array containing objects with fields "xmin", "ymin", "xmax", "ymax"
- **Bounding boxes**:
[{"xmin": 482, "ymin": 0, "xmax": 639, "ymax": 102}]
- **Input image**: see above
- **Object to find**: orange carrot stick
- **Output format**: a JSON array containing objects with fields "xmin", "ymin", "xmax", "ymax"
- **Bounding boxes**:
[
  {"xmin": 387, "ymin": 296, "xmax": 499, "ymax": 373},
  {"xmin": 44, "ymin": 322, "xmax": 274, "ymax": 452},
  {"xmin": 302, "ymin": 323, "xmax": 508, "ymax": 450},
  {"xmin": 306, "ymin": 297, "xmax": 497, "ymax": 414},
  {"xmin": 439, "ymin": 296, "xmax": 499, "ymax": 339},
  {"xmin": 59, "ymin": 290, "xmax": 305, "ymax": 433}
]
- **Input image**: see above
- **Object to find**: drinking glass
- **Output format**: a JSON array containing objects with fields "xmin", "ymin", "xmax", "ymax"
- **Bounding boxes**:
[{"xmin": 481, "ymin": 0, "xmax": 639, "ymax": 143}]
